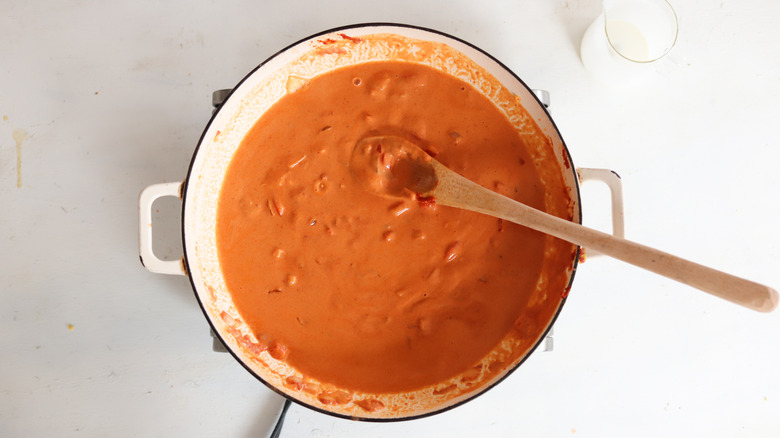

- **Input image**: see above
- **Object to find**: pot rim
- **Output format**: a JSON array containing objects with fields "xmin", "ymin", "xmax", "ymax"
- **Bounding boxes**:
[{"xmin": 180, "ymin": 22, "xmax": 582, "ymax": 422}]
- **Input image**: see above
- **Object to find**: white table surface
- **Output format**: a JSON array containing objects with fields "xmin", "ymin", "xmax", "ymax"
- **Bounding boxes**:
[{"xmin": 2, "ymin": 0, "xmax": 779, "ymax": 436}]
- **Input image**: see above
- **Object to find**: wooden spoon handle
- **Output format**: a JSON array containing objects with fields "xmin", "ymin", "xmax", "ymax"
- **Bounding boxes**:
[{"xmin": 431, "ymin": 161, "xmax": 779, "ymax": 312}]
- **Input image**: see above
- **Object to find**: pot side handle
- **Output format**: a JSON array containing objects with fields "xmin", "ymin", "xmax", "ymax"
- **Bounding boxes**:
[
  {"xmin": 577, "ymin": 168, "xmax": 625, "ymax": 256},
  {"xmin": 138, "ymin": 182, "xmax": 187, "ymax": 276}
]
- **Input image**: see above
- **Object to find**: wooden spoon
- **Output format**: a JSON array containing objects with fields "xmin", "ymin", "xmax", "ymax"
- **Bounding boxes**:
[{"xmin": 350, "ymin": 135, "xmax": 779, "ymax": 313}]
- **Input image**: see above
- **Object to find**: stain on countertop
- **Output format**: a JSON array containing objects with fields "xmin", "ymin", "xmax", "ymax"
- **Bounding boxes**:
[{"xmin": 13, "ymin": 128, "xmax": 28, "ymax": 188}]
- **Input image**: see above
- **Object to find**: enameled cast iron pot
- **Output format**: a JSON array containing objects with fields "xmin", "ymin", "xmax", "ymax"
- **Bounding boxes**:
[{"xmin": 138, "ymin": 23, "xmax": 624, "ymax": 421}]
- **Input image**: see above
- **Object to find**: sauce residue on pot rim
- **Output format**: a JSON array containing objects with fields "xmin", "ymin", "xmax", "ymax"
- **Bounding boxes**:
[{"xmin": 216, "ymin": 57, "xmax": 576, "ymax": 411}]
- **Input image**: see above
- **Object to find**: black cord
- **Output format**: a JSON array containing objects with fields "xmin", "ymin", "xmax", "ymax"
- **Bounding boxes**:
[{"xmin": 268, "ymin": 399, "xmax": 292, "ymax": 438}]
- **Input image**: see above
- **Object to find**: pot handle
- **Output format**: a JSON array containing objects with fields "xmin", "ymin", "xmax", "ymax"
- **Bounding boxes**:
[
  {"xmin": 577, "ymin": 168, "xmax": 625, "ymax": 256},
  {"xmin": 138, "ymin": 182, "xmax": 187, "ymax": 276}
]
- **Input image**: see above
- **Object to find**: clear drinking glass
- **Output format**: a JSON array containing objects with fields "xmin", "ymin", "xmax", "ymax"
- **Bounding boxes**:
[{"xmin": 580, "ymin": 0, "xmax": 678, "ymax": 85}]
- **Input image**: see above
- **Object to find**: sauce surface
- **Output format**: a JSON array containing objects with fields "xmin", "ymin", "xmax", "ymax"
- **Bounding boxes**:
[{"xmin": 217, "ymin": 61, "xmax": 570, "ymax": 394}]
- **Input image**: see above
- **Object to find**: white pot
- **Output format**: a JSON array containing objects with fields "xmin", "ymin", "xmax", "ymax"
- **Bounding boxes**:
[{"xmin": 138, "ymin": 23, "xmax": 624, "ymax": 421}]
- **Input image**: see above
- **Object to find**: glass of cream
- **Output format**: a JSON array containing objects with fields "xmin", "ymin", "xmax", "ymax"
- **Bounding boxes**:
[{"xmin": 580, "ymin": 0, "xmax": 678, "ymax": 85}]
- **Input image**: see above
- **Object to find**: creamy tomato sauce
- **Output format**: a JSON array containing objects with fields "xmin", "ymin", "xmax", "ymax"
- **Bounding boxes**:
[{"xmin": 217, "ymin": 61, "xmax": 573, "ymax": 395}]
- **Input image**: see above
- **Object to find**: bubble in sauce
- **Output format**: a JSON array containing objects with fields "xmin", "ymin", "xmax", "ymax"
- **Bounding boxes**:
[{"xmin": 382, "ymin": 230, "xmax": 395, "ymax": 242}]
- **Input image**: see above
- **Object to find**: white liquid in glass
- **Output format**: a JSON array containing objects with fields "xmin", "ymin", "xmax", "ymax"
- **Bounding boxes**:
[
  {"xmin": 606, "ymin": 20, "xmax": 650, "ymax": 61},
  {"xmin": 580, "ymin": 0, "xmax": 677, "ymax": 85}
]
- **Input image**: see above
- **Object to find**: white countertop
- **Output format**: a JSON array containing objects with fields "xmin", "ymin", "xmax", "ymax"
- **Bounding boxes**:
[{"xmin": 2, "ymin": 0, "xmax": 779, "ymax": 436}]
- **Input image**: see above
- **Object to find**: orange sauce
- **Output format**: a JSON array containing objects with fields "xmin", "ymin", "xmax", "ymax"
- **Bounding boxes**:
[{"xmin": 217, "ymin": 61, "xmax": 574, "ymax": 395}]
